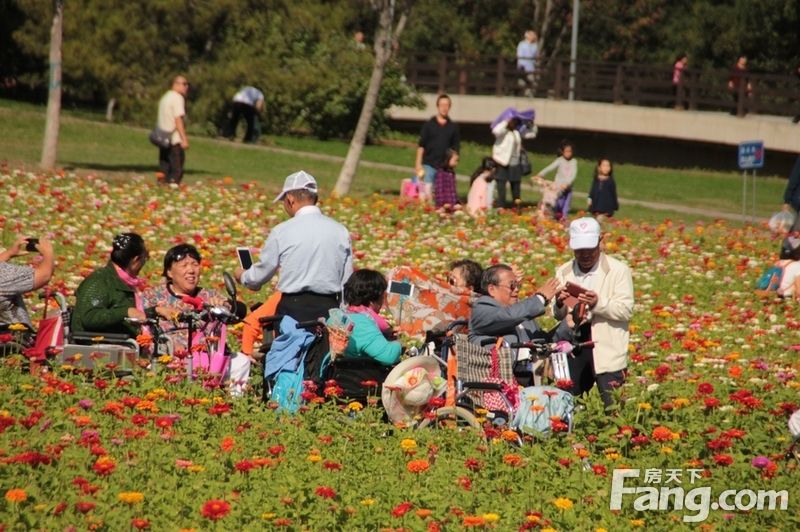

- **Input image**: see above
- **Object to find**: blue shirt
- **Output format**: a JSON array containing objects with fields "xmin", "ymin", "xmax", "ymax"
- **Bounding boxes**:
[
  {"xmin": 517, "ymin": 40, "xmax": 538, "ymax": 72},
  {"xmin": 242, "ymin": 205, "xmax": 353, "ymax": 294}
]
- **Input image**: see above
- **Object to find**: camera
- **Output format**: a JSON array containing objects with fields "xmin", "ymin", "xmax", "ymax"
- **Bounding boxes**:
[{"xmin": 24, "ymin": 238, "xmax": 39, "ymax": 252}]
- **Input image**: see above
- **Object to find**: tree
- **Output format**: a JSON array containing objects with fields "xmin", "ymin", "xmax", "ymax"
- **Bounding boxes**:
[
  {"xmin": 40, "ymin": 0, "xmax": 63, "ymax": 170},
  {"xmin": 334, "ymin": 0, "xmax": 412, "ymax": 197}
]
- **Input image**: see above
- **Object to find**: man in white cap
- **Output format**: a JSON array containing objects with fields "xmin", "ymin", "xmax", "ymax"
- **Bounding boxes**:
[
  {"xmin": 553, "ymin": 217, "xmax": 633, "ymax": 408},
  {"xmin": 236, "ymin": 170, "xmax": 353, "ymax": 322}
]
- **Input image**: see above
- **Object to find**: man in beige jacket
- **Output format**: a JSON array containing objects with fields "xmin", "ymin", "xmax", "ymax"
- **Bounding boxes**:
[{"xmin": 553, "ymin": 217, "xmax": 634, "ymax": 408}]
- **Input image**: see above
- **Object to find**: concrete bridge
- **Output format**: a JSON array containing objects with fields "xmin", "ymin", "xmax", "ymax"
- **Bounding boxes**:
[{"xmin": 388, "ymin": 94, "xmax": 799, "ymax": 175}]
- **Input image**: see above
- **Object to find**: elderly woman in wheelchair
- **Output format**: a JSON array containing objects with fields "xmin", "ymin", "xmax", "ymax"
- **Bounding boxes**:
[{"xmin": 67, "ymin": 233, "xmax": 175, "ymax": 370}]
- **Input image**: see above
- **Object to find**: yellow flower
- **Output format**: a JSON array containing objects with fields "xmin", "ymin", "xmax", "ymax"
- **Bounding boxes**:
[
  {"xmin": 360, "ymin": 498, "xmax": 376, "ymax": 506},
  {"xmin": 637, "ymin": 402, "xmax": 652, "ymax": 410},
  {"xmin": 8, "ymin": 323, "xmax": 27, "ymax": 331},
  {"xmin": 262, "ymin": 512, "xmax": 276, "ymax": 520},
  {"xmin": 596, "ymin": 528, "xmax": 609, "ymax": 532},
  {"xmin": 118, "ymin": 492, "xmax": 144, "ymax": 504},
  {"xmin": 553, "ymin": 497, "xmax": 573, "ymax": 510},
  {"xmin": 19, "ymin": 384, "xmax": 34, "ymax": 391},
  {"xmin": 673, "ymin": 397, "xmax": 690, "ymax": 408},
  {"xmin": 188, "ymin": 465, "xmax": 205, "ymax": 473},
  {"xmin": 198, "ymin": 398, "xmax": 211, "ymax": 405},
  {"xmin": 346, "ymin": 401, "xmax": 363, "ymax": 412},
  {"xmin": 158, "ymin": 355, "xmax": 172, "ymax": 364},
  {"xmin": 542, "ymin": 528, "xmax": 557, "ymax": 532},
  {"xmin": 400, "ymin": 438, "xmax": 417, "ymax": 450},
  {"xmin": 5, "ymin": 489, "xmax": 27, "ymax": 503},
  {"xmin": 34, "ymin": 503, "xmax": 47, "ymax": 512},
  {"xmin": 482, "ymin": 513, "xmax": 500, "ymax": 523},
  {"xmin": 307, "ymin": 454, "xmax": 322, "ymax": 463},
  {"xmin": 661, "ymin": 446, "xmax": 673, "ymax": 455},
  {"xmin": 145, "ymin": 388, "xmax": 168, "ymax": 400},
  {"xmin": 630, "ymin": 519, "xmax": 645, "ymax": 527}
]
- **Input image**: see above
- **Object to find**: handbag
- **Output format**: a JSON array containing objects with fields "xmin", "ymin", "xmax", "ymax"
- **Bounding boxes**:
[
  {"xmin": 519, "ymin": 148, "xmax": 532, "ymax": 176},
  {"xmin": 148, "ymin": 127, "xmax": 172, "ymax": 148},
  {"xmin": 482, "ymin": 344, "xmax": 520, "ymax": 414}
]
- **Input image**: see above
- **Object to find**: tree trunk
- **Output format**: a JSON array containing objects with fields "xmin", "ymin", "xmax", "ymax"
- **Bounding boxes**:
[
  {"xmin": 333, "ymin": 1, "xmax": 409, "ymax": 197},
  {"xmin": 40, "ymin": 0, "xmax": 63, "ymax": 171}
]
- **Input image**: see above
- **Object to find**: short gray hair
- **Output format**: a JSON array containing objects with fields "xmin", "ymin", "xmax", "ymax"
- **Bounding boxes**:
[{"xmin": 480, "ymin": 264, "xmax": 512, "ymax": 295}]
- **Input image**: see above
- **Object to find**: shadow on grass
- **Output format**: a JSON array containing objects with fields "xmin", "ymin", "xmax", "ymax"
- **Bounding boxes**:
[{"xmin": 61, "ymin": 162, "xmax": 209, "ymax": 176}]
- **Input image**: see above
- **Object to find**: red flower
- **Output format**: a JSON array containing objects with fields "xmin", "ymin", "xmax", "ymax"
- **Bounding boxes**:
[
  {"xmin": 360, "ymin": 379, "xmax": 379, "ymax": 388},
  {"xmin": 593, "ymin": 464, "xmax": 608, "ymax": 476},
  {"xmin": 464, "ymin": 458, "xmax": 483, "ymax": 472},
  {"xmin": 208, "ymin": 403, "xmax": 231, "ymax": 416},
  {"xmin": 323, "ymin": 460, "xmax": 342, "ymax": 471},
  {"xmin": 234, "ymin": 459, "xmax": 255, "ymax": 473},
  {"xmin": 407, "ymin": 459, "xmax": 430, "ymax": 473},
  {"xmin": 704, "ymin": 397, "xmax": 720, "ymax": 409},
  {"xmin": 131, "ymin": 518, "xmax": 150, "ymax": 529},
  {"xmin": 391, "ymin": 501, "xmax": 413, "ymax": 517},
  {"xmin": 713, "ymin": 454, "xmax": 734, "ymax": 466},
  {"xmin": 75, "ymin": 501, "xmax": 96, "ymax": 514},
  {"xmin": 314, "ymin": 486, "xmax": 337, "ymax": 499},
  {"xmin": 268, "ymin": 445, "xmax": 285, "ymax": 457},
  {"xmin": 457, "ymin": 475, "xmax": 472, "ymax": 491},
  {"xmin": 697, "ymin": 382, "xmax": 714, "ymax": 395},
  {"xmin": 201, "ymin": 499, "xmax": 231, "ymax": 520},
  {"xmin": 92, "ymin": 456, "xmax": 116, "ymax": 476}
]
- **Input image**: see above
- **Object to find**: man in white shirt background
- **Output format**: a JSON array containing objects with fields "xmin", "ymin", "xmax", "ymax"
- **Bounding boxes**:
[
  {"xmin": 157, "ymin": 75, "xmax": 189, "ymax": 184},
  {"xmin": 225, "ymin": 86, "xmax": 265, "ymax": 144},
  {"xmin": 516, "ymin": 30, "xmax": 539, "ymax": 97}
]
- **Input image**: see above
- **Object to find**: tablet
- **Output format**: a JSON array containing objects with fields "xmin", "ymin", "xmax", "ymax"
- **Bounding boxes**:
[{"xmin": 236, "ymin": 247, "xmax": 254, "ymax": 270}]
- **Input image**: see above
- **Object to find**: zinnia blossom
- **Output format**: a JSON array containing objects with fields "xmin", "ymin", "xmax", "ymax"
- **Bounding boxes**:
[
  {"xmin": 553, "ymin": 497, "xmax": 574, "ymax": 510},
  {"xmin": 118, "ymin": 491, "xmax": 144, "ymax": 504},
  {"xmin": 201, "ymin": 499, "xmax": 231, "ymax": 520},
  {"xmin": 5, "ymin": 488, "xmax": 27, "ymax": 503},
  {"xmin": 406, "ymin": 459, "xmax": 430, "ymax": 473},
  {"xmin": 92, "ymin": 456, "xmax": 116, "ymax": 476},
  {"xmin": 391, "ymin": 501, "xmax": 413, "ymax": 517},
  {"xmin": 314, "ymin": 486, "xmax": 337, "ymax": 499}
]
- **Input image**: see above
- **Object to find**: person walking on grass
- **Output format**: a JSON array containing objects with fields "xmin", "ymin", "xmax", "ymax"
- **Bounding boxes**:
[{"xmin": 156, "ymin": 75, "xmax": 190, "ymax": 185}]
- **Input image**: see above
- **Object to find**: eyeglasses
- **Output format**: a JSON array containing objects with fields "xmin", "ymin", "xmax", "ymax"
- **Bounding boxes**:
[{"xmin": 494, "ymin": 281, "xmax": 520, "ymax": 292}]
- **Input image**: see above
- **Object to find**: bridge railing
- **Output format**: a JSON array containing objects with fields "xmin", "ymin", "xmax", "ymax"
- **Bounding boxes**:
[{"xmin": 403, "ymin": 53, "xmax": 800, "ymax": 118}]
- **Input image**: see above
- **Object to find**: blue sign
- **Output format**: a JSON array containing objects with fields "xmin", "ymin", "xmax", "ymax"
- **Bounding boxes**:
[{"xmin": 738, "ymin": 141, "xmax": 764, "ymax": 170}]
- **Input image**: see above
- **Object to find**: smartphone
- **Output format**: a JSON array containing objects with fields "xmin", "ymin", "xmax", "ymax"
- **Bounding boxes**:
[
  {"xmin": 565, "ymin": 282, "xmax": 587, "ymax": 298},
  {"xmin": 236, "ymin": 247, "xmax": 254, "ymax": 270},
  {"xmin": 387, "ymin": 280, "xmax": 415, "ymax": 298},
  {"xmin": 25, "ymin": 238, "xmax": 39, "ymax": 252}
]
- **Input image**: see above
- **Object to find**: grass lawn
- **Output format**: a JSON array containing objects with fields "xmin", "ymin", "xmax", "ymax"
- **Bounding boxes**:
[{"xmin": 0, "ymin": 98, "xmax": 788, "ymax": 221}]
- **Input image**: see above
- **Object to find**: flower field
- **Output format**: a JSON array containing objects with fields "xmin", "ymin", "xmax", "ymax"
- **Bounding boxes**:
[{"xmin": 1, "ymin": 167, "xmax": 799, "ymax": 530}]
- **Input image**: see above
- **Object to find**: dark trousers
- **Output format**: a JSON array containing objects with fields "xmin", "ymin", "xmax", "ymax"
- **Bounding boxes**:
[
  {"xmin": 226, "ymin": 102, "xmax": 259, "ymax": 143},
  {"xmin": 276, "ymin": 292, "xmax": 340, "ymax": 324},
  {"xmin": 158, "ymin": 144, "xmax": 185, "ymax": 184},
  {"xmin": 566, "ymin": 321, "xmax": 625, "ymax": 408},
  {"xmin": 496, "ymin": 164, "xmax": 521, "ymax": 207}
]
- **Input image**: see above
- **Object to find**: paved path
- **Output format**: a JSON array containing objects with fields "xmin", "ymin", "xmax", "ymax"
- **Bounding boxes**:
[{"xmin": 229, "ymin": 140, "xmax": 764, "ymax": 223}]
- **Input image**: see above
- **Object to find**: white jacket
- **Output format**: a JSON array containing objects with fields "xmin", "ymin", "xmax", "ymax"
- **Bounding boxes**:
[
  {"xmin": 553, "ymin": 253, "xmax": 634, "ymax": 373},
  {"xmin": 491, "ymin": 120, "xmax": 521, "ymax": 167}
]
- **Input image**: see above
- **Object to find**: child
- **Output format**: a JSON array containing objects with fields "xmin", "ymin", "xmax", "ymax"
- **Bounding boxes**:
[
  {"xmin": 434, "ymin": 149, "xmax": 459, "ymax": 209},
  {"xmin": 466, "ymin": 157, "xmax": 497, "ymax": 217},
  {"xmin": 533, "ymin": 139, "xmax": 577, "ymax": 220},
  {"xmin": 588, "ymin": 158, "xmax": 619, "ymax": 219}
]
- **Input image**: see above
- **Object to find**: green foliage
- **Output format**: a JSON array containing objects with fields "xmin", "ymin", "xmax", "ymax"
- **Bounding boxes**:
[{"xmin": 6, "ymin": 0, "xmax": 420, "ymax": 139}]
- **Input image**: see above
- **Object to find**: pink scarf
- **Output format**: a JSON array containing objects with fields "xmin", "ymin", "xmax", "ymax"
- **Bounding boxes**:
[
  {"xmin": 113, "ymin": 263, "xmax": 145, "ymax": 313},
  {"xmin": 348, "ymin": 305, "xmax": 390, "ymax": 334}
]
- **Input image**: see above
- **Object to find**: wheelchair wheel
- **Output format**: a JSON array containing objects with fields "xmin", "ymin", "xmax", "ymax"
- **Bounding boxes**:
[{"xmin": 417, "ymin": 406, "xmax": 481, "ymax": 430}]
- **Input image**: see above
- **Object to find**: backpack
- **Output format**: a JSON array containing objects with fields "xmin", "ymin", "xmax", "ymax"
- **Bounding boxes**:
[
  {"xmin": 511, "ymin": 386, "xmax": 574, "ymax": 436},
  {"xmin": 756, "ymin": 260, "xmax": 790, "ymax": 291}
]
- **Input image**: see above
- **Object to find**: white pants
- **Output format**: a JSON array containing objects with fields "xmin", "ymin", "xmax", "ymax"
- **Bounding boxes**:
[{"xmin": 227, "ymin": 352, "xmax": 252, "ymax": 397}]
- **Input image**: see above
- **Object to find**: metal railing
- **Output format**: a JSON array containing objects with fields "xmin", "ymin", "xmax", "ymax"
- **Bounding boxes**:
[{"xmin": 403, "ymin": 53, "xmax": 800, "ymax": 117}]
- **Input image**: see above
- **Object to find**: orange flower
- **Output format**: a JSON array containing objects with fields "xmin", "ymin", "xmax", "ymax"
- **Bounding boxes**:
[
  {"xmin": 501, "ymin": 430, "xmax": 519, "ymax": 442},
  {"xmin": 220, "ymin": 436, "xmax": 235, "ymax": 452},
  {"xmin": 5, "ymin": 488, "xmax": 27, "ymax": 503},
  {"xmin": 503, "ymin": 453, "xmax": 523, "ymax": 467},
  {"xmin": 651, "ymin": 426, "xmax": 674, "ymax": 443},
  {"xmin": 416, "ymin": 508, "xmax": 433, "ymax": 519},
  {"xmin": 407, "ymin": 459, "xmax": 430, "ymax": 473},
  {"xmin": 463, "ymin": 515, "xmax": 486, "ymax": 527}
]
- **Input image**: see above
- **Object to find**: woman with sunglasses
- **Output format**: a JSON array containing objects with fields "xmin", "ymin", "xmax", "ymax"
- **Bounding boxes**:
[{"xmin": 72, "ymin": 233, "xmax": 169, "ymax": 337}]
